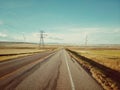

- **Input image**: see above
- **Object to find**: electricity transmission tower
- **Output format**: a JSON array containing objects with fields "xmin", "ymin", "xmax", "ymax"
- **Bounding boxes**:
[
  {"xmin": 22, "ymin": 32, "xmax": 26, "ymax": 43},
  {"xmin": 85, "ymin": 35, "xmax": 88, "ymax": 46},
  {"xmin": 39, "ymin": 31, "xmax": 45, "ymax": 49}
]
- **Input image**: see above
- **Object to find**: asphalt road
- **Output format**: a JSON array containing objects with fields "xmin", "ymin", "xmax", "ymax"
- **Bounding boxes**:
[{"xmin": 0, "ymin": 49, "xmax": 103, "ymax": 90}]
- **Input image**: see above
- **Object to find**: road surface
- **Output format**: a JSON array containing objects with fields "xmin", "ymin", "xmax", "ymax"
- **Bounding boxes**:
[{"xmin": 0, "ymin": 49, "xmax": 103, "ymax": 90}]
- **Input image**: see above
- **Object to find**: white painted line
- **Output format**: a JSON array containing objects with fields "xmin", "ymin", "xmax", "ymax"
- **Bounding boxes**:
[{"xmin": 64, "ymin": 51, "xmax": 75, "ymax": 90}]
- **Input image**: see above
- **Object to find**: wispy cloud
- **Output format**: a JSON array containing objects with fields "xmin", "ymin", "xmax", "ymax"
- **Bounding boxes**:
[
  {"xmin": 0, "ymin": 27, "xmax": 120, "ymax": 44},
  {"xmin": 0, "ymin": 20, "xmax": 3, "ymax": 25},
  {"xmin": 52, "ymin": 26, "xmax": 120, "ymax": 35},
  {"xmin": 0, "ymin": 32, "xmax": 7, "ymax": 37},
  {"xmin": 48, "ymin": 37, "xmax": 63, "ymax": 40}
]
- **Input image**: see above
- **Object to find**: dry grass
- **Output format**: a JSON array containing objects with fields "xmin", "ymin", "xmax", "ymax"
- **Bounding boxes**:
[
  {"xmin": 0, "ymin": 48, "xmax": 46, "ymax": 61},
  {"xmin": 0, "ymin": 49, "xmax": 45, "ymax": 55},
  {"xmin": 67, "ymin": 46, "xmax": 120, "ymax": 90},
  {"xmin": 0, "ymin": 42, "xmax": 58, "ymax": 61},
  {"xmin": 0, "ymin": 54, "xmax": 31, "ymax": 62},
  {"xmin": 72, "ymin": 49, "xmax": 120, "ymax": 71}
]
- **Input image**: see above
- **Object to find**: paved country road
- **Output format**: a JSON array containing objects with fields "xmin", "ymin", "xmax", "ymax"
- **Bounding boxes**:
[{"xmin": 0, "ymin": 49, "xmax": 103, "ymax": 90}]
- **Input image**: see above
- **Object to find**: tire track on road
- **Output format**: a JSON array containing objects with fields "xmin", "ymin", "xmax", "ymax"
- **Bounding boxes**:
[
  {"xmin": 0, "ymin": 52, "xmax": 56, "ymax": 90},
  {"xmin": 42, "ymin": 59, "xmax": 62, "ymax": 90}
]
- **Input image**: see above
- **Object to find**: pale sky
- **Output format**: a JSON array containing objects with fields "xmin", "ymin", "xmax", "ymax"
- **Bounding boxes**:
[{"xmin": 0, "ymin": 0, "xmax": 120, "ymax": 44}]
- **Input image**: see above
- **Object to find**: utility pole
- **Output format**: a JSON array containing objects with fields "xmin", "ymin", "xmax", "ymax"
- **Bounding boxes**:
[{"xmin": 39, "ymin": 31, "xmax": 45, "ymax": 49}]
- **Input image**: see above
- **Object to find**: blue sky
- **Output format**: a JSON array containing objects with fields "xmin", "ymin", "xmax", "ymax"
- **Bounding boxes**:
[{"xmin": 0, "ymin": 0, "xmax": 120, "ymax": 44}]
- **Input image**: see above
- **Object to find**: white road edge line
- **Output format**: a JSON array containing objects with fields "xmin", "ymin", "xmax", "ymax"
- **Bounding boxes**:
[{"xmin": 64, "ymin": 50, "xmax": 75, "ymax": 90}]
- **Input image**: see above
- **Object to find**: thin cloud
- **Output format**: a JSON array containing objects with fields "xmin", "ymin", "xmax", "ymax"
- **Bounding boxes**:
[
  {"xmin": 0, "ymin": 32, "xmax": 7, "ymax": 37},
  {"xmin": 0, "ymin": 27, "xmax": 119, "ymax": 44},
  {"xmin": 0, "ymin": 20, "xmax": 3, "ymax": 25},
  {"xmin": 48, "ymin": 37, "xmax": 63, "ymax": 40}
]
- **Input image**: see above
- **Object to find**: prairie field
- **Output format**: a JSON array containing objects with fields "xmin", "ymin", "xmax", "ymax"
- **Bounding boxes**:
[
  {"xmin": 68, "ymin": 46, "xmax": 120, "ymax": 71},
  {"xmin": 0, "ymin": 42, "xmax": 57, "ymax": 61},
  {"xmin": 67, "ymin": 45, "xmax": 120, "ymax": 90}
]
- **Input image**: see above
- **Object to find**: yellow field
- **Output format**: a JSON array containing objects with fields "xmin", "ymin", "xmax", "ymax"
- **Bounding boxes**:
[
  {"xmin": 68, "ymin": 47, "xmax": 120, "ymax": 90},
  {"xmin": 0, "ymin": 42, "xmax": 58, "ymax": 61},
  {"xmin": 0, "ymin": 49, "xmax": 45, "ymax": 54},
  {"xmin": 73, "ymin": 49, "xmax": 120, "ymax": 71},
  {"xmin": 0, "ymin": 49, "xmax": 45, "ymax": 61}
]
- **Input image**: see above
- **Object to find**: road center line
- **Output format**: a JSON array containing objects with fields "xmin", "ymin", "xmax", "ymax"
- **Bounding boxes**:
[{"xmin": 64, "ymin": 51, "xmax": 75, "ymax": 90}]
